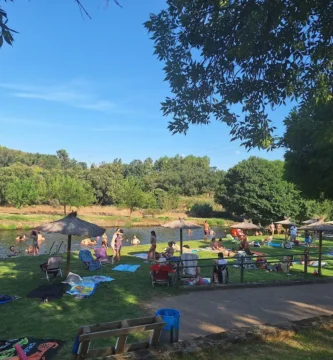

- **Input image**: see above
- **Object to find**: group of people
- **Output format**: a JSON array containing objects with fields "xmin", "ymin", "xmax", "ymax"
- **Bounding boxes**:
[{"xmin": 10, "ymin": 230, "xmax": 45, "ymax": 257}]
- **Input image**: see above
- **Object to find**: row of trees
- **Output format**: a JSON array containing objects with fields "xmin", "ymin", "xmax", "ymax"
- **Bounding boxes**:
[
  {"xmin": 0, "ymin": 147, "xmax": 224, "ymax": 214},
  {"xmin": 1, "ymin": 146, "xmax": 332, "ymax": 222}
]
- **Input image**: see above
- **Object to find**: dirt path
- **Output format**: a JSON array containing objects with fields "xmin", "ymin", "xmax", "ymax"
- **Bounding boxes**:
[{"xmin": 146, "ymin": 283, "xmax": 333, "ymax": 340}]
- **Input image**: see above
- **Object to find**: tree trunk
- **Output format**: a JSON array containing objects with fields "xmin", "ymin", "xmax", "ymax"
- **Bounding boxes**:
[{"xmin": 64, "ymin": 204, "xmax": 67, "ymax": 215}]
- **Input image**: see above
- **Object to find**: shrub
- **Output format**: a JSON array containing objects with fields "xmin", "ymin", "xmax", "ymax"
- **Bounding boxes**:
[{"xmin": 190, "ymin": 203, "xmax": 213, "ymax": 217}]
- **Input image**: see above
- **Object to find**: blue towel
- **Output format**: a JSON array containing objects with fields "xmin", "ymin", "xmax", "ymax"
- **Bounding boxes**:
[{"xmin": 112, "ymin": 264, "xmax": 140, "ymax": 272}]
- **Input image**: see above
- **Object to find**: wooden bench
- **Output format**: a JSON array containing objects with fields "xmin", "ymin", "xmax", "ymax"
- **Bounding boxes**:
[{"xmin": 73, "ymin": 315, "xmax": 166, "ymax": 359}]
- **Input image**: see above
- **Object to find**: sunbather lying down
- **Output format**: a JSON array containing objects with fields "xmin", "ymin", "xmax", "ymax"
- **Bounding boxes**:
[{"xmin": 173, "ymin": 243, "xmax": 192, "ymax": 253}]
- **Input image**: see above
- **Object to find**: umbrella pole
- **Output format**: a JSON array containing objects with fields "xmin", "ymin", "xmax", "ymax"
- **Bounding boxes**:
[
  {"xmin": 180, "ymin": 229, "xmax": 183, "ymax": 255},
  {"xmin": 318, "ymin": 231, "xmax": 323, "ymax": 276},
  {"xmin": 66, "ymin": 234, "xmax": 72, "ymax": 275}
]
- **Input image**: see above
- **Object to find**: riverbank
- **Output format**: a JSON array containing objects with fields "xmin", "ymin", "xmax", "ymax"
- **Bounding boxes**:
[{"xmin": 0, "ymin": 205, "xmax": 231, "ymax": 230}]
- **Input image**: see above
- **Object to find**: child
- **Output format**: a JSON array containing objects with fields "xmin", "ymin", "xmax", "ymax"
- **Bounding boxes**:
[
  {"xmin": 8, "ymin": 246, "xmax": 19, "ymax": 257},
  {"xmin": 102, "ymin": 233, "xmax": 108, "ymax": 249},
  {"xmin": 213, "ymin": 253, "xmax": 228, "ymax": 283},
  {"xmin": 305, "ymin": 230, "xmax": 312, "ymax": 247}
]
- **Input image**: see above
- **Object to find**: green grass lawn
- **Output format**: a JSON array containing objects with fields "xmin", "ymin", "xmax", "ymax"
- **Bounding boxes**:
[
  {"xmin": 178, "ymin": 328, "xmax": 333, "ymax": 360},
  {"xmin": 1, "ymin": 237, "xmax": 333, "ymax": 359}
]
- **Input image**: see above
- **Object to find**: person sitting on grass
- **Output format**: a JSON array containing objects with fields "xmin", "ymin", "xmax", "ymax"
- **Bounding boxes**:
[
  {"xmin": 217, "ymin": 238, "xmax": 224, "ymax": 250},
  {"xmin": 210, "ymin": 237, "xmax": 219, "ymax": 250},
  {"xmin": 261, "ymin": 235, "xmax": 273, "ymax": 245},
  {"xmin": 239, "ymin": 236, "xmax": 251, "ymax": 255},
  {"xmin": 212, "ymin": 252, "xmax": 228, "ymax": 283},
  {"xmin": 163, "ymin": 241, "xmax": 175, "ymax": 259},
  {"xmin": 8, "ymin": 246, "xmax": 20, "ymax": 257}
]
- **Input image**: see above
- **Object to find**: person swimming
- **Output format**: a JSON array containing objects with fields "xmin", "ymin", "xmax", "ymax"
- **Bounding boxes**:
[
  {"xmin": 15, "ymin": 235, "xmax": 26, "ymax": 241},
  {"xmin": 131, "ymin": 235, "xmax": 140, "ymax": 245}
]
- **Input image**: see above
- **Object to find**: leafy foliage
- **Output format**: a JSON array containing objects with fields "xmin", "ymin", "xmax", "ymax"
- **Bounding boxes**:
[
  {"xmin": 283, "ymin": 99, "xmax": 333, "ymax": 199},
  {"xmin": 120, "ymin": 177, "xmax": 146, "ymax": 214},
  {"xmin": 46, "ymin": 175, "xmax": 96, "ymax": 214},
  {"xmin": 6, "ymin": 177, "xmax": 45, "ymax": 208},
  {"xmin": 145, "ymin": 0, "xmax": 333, "ymax": 148},
  {"xmin": 217, "ymin": 157, "xmax": 301, "ymax": 224},
  {"xmin": 190, "ymin": 203, "xmax": 213, "ymax": 218},
  {"xmin": 0, "ymin": 0, "xmax": 121, "ymax": 48}
]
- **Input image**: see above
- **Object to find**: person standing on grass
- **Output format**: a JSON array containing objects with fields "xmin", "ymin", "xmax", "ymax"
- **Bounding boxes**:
[
  {"xmin": 111, "ymin": 228, "xmax": 120, "ymax": 256},
  {"xmin": 31, "ymin": 230, "xmax": 39, "ymax": 256},
  {"xmin": 269, "ymin": 222, "xmax": 275, "ymax": 237},
  {"xmin": 290, "ymin": 225, "xmax": 297, "ymax": 242},
  {"xmin": 148, "ymin": 230, "xmax": 157, "ymax": 260},
  {"xmin": 114, "ymin": 229, "xmax": 123, "ymax": 262},
  {"xmin": 203, "ymin": 220, "xmax": 210, "ymax": 241}
]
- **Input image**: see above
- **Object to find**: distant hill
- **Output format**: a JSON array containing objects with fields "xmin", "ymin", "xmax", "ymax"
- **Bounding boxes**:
[{"xmin": 0, "ymin": 146, "xmax": 87, "ymax": 170}]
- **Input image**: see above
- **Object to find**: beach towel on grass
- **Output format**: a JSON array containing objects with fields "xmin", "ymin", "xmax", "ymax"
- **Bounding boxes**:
[
  {"xmin": 200, "ymin": 247, "xmax": 219, "ymax": 253},
  {"xmin": 113, "ymin": 264, "xmax": 140, "ymax": 272},
  {"xmin": 28, "ymin": 283, "xmax": 67, "ymax": 302},
  {"xmin": 66, "ymin": 281, "xmax": 97, "ymax": 297},
  {"xmin": 0, "ymin": 295, "xmax": 20, "ymax": 305},
  {"xmin": 132, "ymin": 253, "xmax": 148, "ymax": 260},
  {"xmin": 0, "ymin": 337, "xmax": 63, "ymax": 360},
  {"xmin": 309, "ymin": 261, "xmax": 327, "ymax": 267},
  {"xmin": 82, "ymin": 275, "xmax": 114, "ymax": 283},
  {"xmin": 252, "ymin": 251, "xmax": 268, "ymax": 256}
]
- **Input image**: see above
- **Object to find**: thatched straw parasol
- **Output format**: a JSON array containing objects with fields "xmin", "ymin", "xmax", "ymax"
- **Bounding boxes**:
[
  {"xmin": 230, "ymin": 221, "xmax": 260, "ymax": 231},
  {"xmin": 275, "ymin": 218, "xmax": 298, "ymax": 240},
  {"xmin": 274, "ymin": 218, "xmax": 297, "ymax": 226},
  {"xmin": 302, "ymin": 219, "xmax": 318, "ymax": 225},
  {"xmin": 299, "ymin": 220, "xmax": 333, "ymax": 275},
  {"xmin": 162, "ymin": 218, "xmax": 201, "ymax": 254},
  {"xmin": 38, "ymin": 212, "xmax": 105, "ymax": 274}
]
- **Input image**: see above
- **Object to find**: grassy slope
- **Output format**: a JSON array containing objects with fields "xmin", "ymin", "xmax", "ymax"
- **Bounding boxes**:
[{"xmin": 1, "ymin": 237, "xmax": 333, "ymax": 359}]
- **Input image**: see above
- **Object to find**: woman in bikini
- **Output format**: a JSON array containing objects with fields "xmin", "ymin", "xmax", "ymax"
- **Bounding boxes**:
[{"xmin": 148, "ymin": 231, "xmax": 157, "ymax": 260}]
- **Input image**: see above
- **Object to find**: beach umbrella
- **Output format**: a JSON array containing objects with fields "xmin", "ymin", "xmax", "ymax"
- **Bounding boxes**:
[
  {"xmin": 302, "ymin": 219, "xmax": 318, "ymax": 225},
  {"xmin": 37, "ymin": 212, "xmax": 105, "ymax": 274},
  {"xmin": 299, "ymin": 220, "xmax": 333, "ymax": 275},
  {"xmin": 162, "ymin": 218, "xmax": 201, "ymax": 254},
  {"xmin": 274, "ymin": 218, "xmax": 297, "ymax": 226},
  {"xmin": 230, "ymin": 221, "xmax": 260, "ymax": 231}
]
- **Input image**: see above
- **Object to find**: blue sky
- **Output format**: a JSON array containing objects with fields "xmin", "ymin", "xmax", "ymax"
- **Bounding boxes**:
[{"xmin": 0, "ymin": 0, "xmax": 291, "ymax": 170}]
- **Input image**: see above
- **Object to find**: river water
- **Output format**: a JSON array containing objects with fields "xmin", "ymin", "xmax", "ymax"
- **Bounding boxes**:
[{"xmin": 0, "ymin": 226, "xmax": 229, "ymax": 258}]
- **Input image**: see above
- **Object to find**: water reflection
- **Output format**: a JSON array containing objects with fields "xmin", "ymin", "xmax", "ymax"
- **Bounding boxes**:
[{"xmin": 0, "ymin": 226, "xmax": 229, "ymax": 258}]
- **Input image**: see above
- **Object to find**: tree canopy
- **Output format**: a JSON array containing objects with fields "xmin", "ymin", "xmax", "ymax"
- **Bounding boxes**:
[
  {"xmin": 216, "ymin": 157, "xmax": 301, "ymax": 224},
  {"xmin": 145, "ymin": 0, "xmax": 333, "ymax": 149},
  {"xmin": 283, "ymin": 99, "xmax": 333, "ymax": 199},
  {"xmin": 0, "ymin": 0, "xmax": 121, "ymax": 47}
]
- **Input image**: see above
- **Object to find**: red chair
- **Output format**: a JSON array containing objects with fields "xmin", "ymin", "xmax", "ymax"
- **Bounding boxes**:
[{"xmin": 149, "ymin": 263, "xmax": 175, "ymax": 287}]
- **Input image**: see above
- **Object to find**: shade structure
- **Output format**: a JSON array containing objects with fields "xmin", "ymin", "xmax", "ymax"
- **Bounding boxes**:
[
  {"xmin": 274, "ymin": 218, "xmax": 297, "ymax": 226},
  {"xmin": 302, "ymin": 219, "xmax": 318, "ymax": 225},
  {"xmin": 38, "ymin": 212, "xmax": 105, "ymax": 274},
  {"xmin": 230, "ymin": 221, "xmax": 260, "ymax": 230},
  {"xmin": 162, "ymin": 218, "xmax": 201, "ymax": 254},
  {"xmin": 299, "ymin": 221, "xmax": 333, "ymax": 276},
  {"xmin": 275, "ymin": 219, "xmax": 298, "ymax": 240}
]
